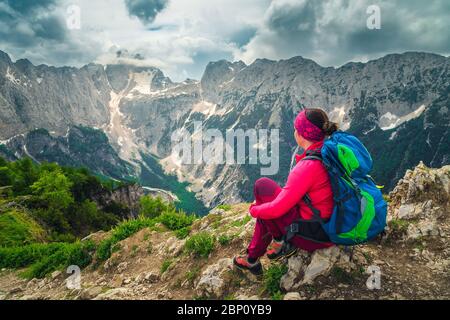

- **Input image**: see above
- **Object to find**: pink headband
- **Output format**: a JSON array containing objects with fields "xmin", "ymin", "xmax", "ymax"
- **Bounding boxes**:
[{"xmin": 294, "ymin": 110, "xmax": 325, "ymax": 142}]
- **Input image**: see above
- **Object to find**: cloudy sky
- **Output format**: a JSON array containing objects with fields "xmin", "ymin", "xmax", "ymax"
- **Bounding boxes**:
[{"xmin": 0, "ymin": 0, "xmax": 449, "ymax": 81}]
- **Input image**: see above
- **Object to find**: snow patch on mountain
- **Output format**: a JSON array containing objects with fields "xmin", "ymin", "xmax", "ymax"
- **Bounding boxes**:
[
  {"xmin": 104, "ymin": 88, "xmax": 142, "ymax": 164},
  {"xmin": 129, "ymin": 71, "xmax": 154, "ymax": 95},
  {"xmin": 329, "ymin": 106, "xmax": 350, "ymax": 131},
  {"xmin": 380, "ymin": 105, "xmax": 426, "ymax": 131},
  {"xmin": 5, "ymin": 67, "xmax": 21, "ymax": 85},
  {"xmin": 191, "ymin": 101, "xmax": 228, "ymax": 118}
]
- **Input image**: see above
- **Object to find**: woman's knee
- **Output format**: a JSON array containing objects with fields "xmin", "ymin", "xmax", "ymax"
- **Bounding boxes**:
[{"xmin": 254, "ymin": 177, "xmax": 280, "ymax": 198}]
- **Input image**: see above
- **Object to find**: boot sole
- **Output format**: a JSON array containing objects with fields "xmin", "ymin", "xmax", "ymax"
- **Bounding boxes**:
[
  {"xmin": 233, "ymin": 258, "xmax": 263, "ymax": 276},
  {"xmin": 267, "ymin": 247, "xmax": 298, "ymax": 261}
]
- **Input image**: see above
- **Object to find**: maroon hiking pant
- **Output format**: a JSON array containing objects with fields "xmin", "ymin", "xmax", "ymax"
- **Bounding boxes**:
[{"xmin": 247, "ymin": 177, "xmax": 334, "ymax": 259}]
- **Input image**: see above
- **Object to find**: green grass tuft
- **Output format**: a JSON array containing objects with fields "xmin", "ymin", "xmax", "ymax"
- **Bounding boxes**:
[
  {"xmin": 263, "ymin": 263, "xmax": 288, "ymax": 300},
  {"xmin": 185, "ymin": 232, "xmax": 216, "ymax": 258},
  {"xmin": 96, "ymin": 217, "xmax": 156, "ymax": 261},
  {"xmin": 0, "ymin": 241, "xmax": 95, "ymax": 279}
]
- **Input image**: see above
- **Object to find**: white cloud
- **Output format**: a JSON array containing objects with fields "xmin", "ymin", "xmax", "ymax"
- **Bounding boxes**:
[
  {"xmin": 1, "ymin": 0, "xmax": 448, "ymax": 82},
  {"xmin": 236, "ymin": 0, "xmax": 450, "ymax": 67}
]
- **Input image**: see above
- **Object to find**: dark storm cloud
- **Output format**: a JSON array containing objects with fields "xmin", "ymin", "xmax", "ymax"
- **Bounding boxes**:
[
  {"xmin": 241, "ymin": 0, "xmax": 450, "ymax": 66},
  {"xmin": 3, "ymin": 0, "xmax": 56, "ymax": 14},
  {"xmin": 343, "ymin": 1, "xmax": 450, "ymax": 56},
  {"xmin": 0, "ymin": 0, "xmax": 67, "ymax": 47},
  {"xmin": 229, "ymin": 26, "xmax": 258, "ymax": 48},
  {"xmin": 0, "ymin": 0, "xmax": 102, "ymax": 67},
  {"xmin": 124, "ymin": 0, "xmax": 168, "ymax": 25}
]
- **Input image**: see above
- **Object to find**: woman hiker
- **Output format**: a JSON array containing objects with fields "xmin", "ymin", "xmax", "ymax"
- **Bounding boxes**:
[{"xmin": 233, "ymin": 108, "xmax": 338, "ymax": 275}]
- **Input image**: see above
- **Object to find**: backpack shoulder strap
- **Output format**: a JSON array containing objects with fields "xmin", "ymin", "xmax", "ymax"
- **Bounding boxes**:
[{"xmin": 302, "ymin": 149, "xmax": 323, "ymax": 162}]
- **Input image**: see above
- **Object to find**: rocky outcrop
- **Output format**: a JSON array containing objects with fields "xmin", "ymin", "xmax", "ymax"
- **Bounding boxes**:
[
  {"xmin": 92, "ymin": 184, "xmax": 145, "ymax": 219},
  {"xmin": 195, "ymin": 258, "xmax": 233, "ymax": 298},
  {"xmin": 388, "ymin": 162, "xmax": 450, "ymax": 240}
]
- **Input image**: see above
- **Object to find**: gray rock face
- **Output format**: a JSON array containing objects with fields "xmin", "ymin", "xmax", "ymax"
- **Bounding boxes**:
[
  {"xmin": 0, "ymin": 50, "xmax": 449, "ymax": 208},
  {"xmin": 0, "ymin": 126, "xmax": 133, "ymax": 180},
  {"xmin": 0, "ymin": 58, "xmax": 111, "ymax": 139},
  {"xmin": 388, "ymin": 162, "xmax": 450, "ymax": 241},
  {"xmin": 196, "ymin": 258, "xmax": 233, "ymax": 298}
]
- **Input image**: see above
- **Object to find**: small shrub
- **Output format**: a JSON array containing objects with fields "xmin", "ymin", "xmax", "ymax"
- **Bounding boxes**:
[
  {"xmin": 96, "ymin": 217, "xmax": 156, "ymax": 261},
  {"xmin": 217, "ymin": 204, "xmax": 232, "ymax": 211},
  {"xmin": 161, "ymin": 259, "xmax": 173, "ymax": 274},
  {"xmin": 185, "ymin": 232, "xmax": 215, "ymax": 258},
  {"xmin": 175, "ymin": 226, "xmax": 191, "ymax": 239},
  {"xmin": 231, "ymin": 215, "xmax": 251, "ymax": 228},
  {"xmin": 0, "ymin": 210, "xmax": 46, "ymax": 247},
  {"xmin": 271, "ymin": 291, "xmax": 284, "ymax": 300},
  {"xmin": 185, "ymin": 267, "xmax": 200, "ymax": 282},
  {"xmin": 146, "ymin": 242, "xmax": 153, "ymax": 254},
  {"xmin": 158, "ymin": 210, "xmax": 196, "ymax": 231},
  {"xmin": 139, "ymin": 196, "xmax": 175, "ymax": 219},
  {"xmin": 389, "ymin": 219, "xmax": 409, "ymax": 233},
  {"xmin": 263, "ymin": 263, "xmax": 288, "ymax": 299},
  {"xmin": 331, "ymin": 266, "xmax": 358, "ymax": 285},
  {"xmin": 0, "ymin": 241, "xmax": 95, "ymax": 279},
  {"xmin": 131, "ymin": 245, "xmax": 139, "ymax": 257},
  {"xmin": 218, "ymin": 234, "xmax": 234, "ymax": 246}
]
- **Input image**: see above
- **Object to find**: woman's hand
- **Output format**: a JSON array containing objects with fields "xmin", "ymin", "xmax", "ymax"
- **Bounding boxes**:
[{"xmin": 249, "ymin": 201, "xmax": 259, "ymax": 218}]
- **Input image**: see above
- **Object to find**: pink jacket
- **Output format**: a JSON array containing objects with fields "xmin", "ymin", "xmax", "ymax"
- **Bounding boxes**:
[{"xmin": 249, "ymin": 140, "xmax": 334, "ymax": 221}]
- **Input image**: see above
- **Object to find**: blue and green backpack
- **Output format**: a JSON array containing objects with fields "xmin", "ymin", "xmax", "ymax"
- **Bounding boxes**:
[{"xmin": 286, "ymin": 131, "xmax": 387, "ymax": 246}]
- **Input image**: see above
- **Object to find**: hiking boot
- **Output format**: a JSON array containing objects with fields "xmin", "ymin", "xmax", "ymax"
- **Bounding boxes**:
[
  {"xmin": 266, "ymin": 240, "xmax": 297, "ymax": 260},
  {"xmin": 233, "ymin": 256, "xmax": 263, "ymax": 275}
]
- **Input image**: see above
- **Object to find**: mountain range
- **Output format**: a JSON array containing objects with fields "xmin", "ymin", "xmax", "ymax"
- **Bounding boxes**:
[{"xmin": 0, "ymin": 50, "xmax": 448, "ymax": 211}]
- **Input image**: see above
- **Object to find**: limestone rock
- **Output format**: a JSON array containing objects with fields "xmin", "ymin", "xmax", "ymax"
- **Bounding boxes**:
[
  {"xmin": 284, "ymin": 292, "xmax": 303, "ymax": 300},
  {"xmin": 94, "ymin": 288, "xmax": 129, "ymax": 300},
  {"xmin": 116, "ymin": 262, "xmax": 128, "ymax": 273},
  {"xmin": 280, "ymin": 251, "xmax": 309, "ymax": 291},
  {"xmin": 281, "ymin": 246, "xmax": 346, "ymax": 291},
  {"xmin": 81, "ymin": 286, "xmax": 103, "ymax": 300},
  {"xmin": 303, "ymin": 246, "xmax": 341, "ymax": 284},
  {"xmin": 196, "ymin": 258, "xmax": 233, "ymax": 298}
]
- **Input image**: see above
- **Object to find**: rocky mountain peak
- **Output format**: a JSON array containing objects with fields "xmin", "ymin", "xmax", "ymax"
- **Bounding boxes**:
[
  {"xmin": 200, "ymin": 59, "xmax": 247, "ymax": 101},
  {"xmin": 0, "ymin": 50, "xmax": 12, "ymax": 65}
]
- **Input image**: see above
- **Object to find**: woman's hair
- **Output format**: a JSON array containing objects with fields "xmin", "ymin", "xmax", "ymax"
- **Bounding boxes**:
[{"xmin": 305, "ymin": 108, "xmax": 339, "ymax": 136}]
